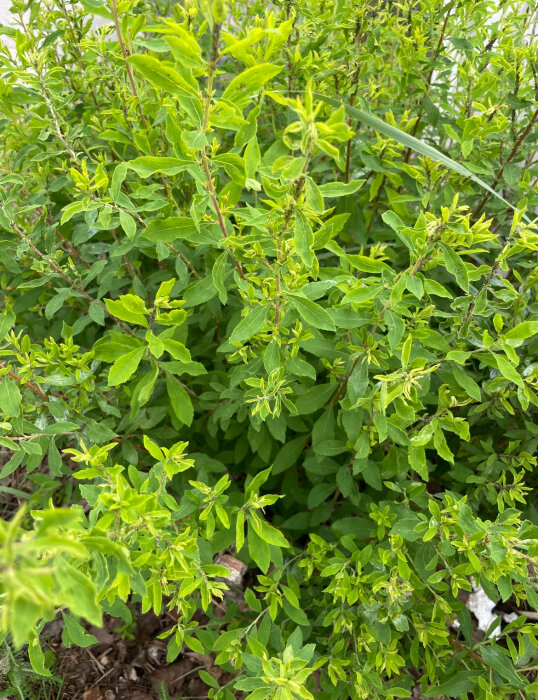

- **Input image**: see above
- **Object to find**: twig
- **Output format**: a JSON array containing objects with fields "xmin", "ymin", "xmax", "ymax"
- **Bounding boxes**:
[
  {"xmin": 110, "ymin": 0, "xmax": 147, "ymax": 129},
  {"xmin": 109, "ymin": 0, "xmax": 170, "ymax": 198},
  {"xmin": 474, "ymin": 109, "xmax": 538, "ymax": 217},
  {"xmin": 344, "ymin": 18, "xmax": 364, "ymax": 182},
  {"xmin": 404, "ymin": 5, "xmax": 452, "ymax": 161},
  {"xmin": 330, "ymin": 245, "xmax": 434, "ymax": 407},
  {"xmin": 55, "ymin": 229, "xmax": 91, "ymax": 269},
  {"xmin": 57, "ymin": 0, "xmax": 99, "ymax": 106},
  {"xmin": 0, "ymin": 363, "xmax": 49, "ymax": 403},
  {"xmin": 171, "ymin": 665, "xmax": 206, "ymax": 685},
  {"xmin": 110, "ymin": 228, "xmax": 138, "ymax": 280},
  {"xmin": 3, "ymin": 431, "xmax": 76, "ymax": 441},
  {"xmin": 448, "ymin": 638, "xmax": 489, "ymax": 667},
  {"xmin": 201, "ymin": 156, "xmax": 245, "ymax": 280},
  {"xmin": 200, "ymin": 22, "xmax": 245, "ymax": 280},
  {"xmin": 167, "ymin": 244, "xmax": 201, "ymax": 279},
  {"xmin": 515, "ymin": 609, "xmax": 538, "ymax": 620},
  {"xmin": 8, "ymin": 216, "xmax": 135, "ymax": 336}
]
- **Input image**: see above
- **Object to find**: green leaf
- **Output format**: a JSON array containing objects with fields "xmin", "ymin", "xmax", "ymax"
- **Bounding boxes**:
[
  {"xmin": 166, "ymin": 374, "xmax": 194, "ymax": 426},
  {"xmin": 79, "ymin": 0, "xmax": 112, "ymax": 20},
  {"xmin": 110, "ymin": 161, "xmax": 127, "ymax": 201},
  {"xmin": 480, "ymin": 645, "xmax": 527, "ymax": 688},
  {"xmin": 286, "ymin": 356, "xmax": 316, "ymax": 380},
  {"xmin": 48, "ymin": 438, "xmax": 63, "ymax": 477},
  {"xmin": 44, "ymin": 421, "xmax": 79, "ymax": 435},
  {"xmin": 247, "ymin": 522, "xmax": 270, "ymax": 573},
  {"xmin": 183, "ymin": 276, "xmax": 218, "ymax": 307},
  {"xmin": 61, "ymin": 612, "xmax": 98, "ymax": 648},
  {"xmin": 424, "ymin": 671, "xmax": 479, "ymax": 697},
  {"xmin": 28, "ymin": 635, "xmax": 52, "ymax": 677},
  {"xmin": 424, "ymin": 278, "xmax": 452, "ymax": 298},
  {"xmin": 342, "ymin": 285, "xmax": 383, "ymax": 304},
  {"xmin": 147, "ymin": 331, "xmax": 164, "ymax": 358},
  {"xmin": 0, "ymin": 377, "xmax": 22, "ymax": 417},
  {"xmin": 494, "ymin": 354, "xmax": 524, "ymax": 388},
  {"xmin": 305, "ymin": 176, "xmax": 324, "ymax": 212},
  {"xmin": 119, "ymin": 210, "xmax": 136, "ymax": 240},
  {"xmin": 213, "ymin": 153, "xmax": 246, "ymax": 186},
  {"xmin": 143, "ymin": 435, "xmax": 165, "ymax": 461},
  {"xmin": 282, "ymin": 598, "xmax": 310, "ymax": 625},
  {"xmin": 45, "ymin": 288, "xmax": 71, "ymax": 319},
  {"xmin": 347, "ymin": 361, "xmax": 368, "ymax": 402},
  {"xmin": 127, "ymin": 54, "xmax": 198, "ymax": 97},
  {"xmin": 229, "ymin": 304, "xmax": 268, "ymax": 344},
  {"xmin": 249, "ymin": 512, "xmax": 288, "ymax": 547},
  {"xmin": 105, "ymin": 295, "xmax": 149, "ymax": 327},
  {"xmin": 318, "ymin": 179, "xmax": 364, "ymax": 197},
  {"xmin": 385, "ymin": 309, "xmax": 405, "ymax": 350},
  {"xmin": 295, "ymin": 383, "xmax": 336, "ymax": 414},
  {"xmin": 12, "ymin": 598, "xmax": 42, "ymax": 647},
  {"xmin": 212, "ymin": 251, "xmax": 228, "ymax": 304},
  {"xmin": 143, "ymin": 217, "xmax": 199, "ymax": 243},
  {"xmin": 198, "ymin": 669, "xmax": 219, "ymax": 689},
  {"xmin": 382, "ymin": 210, "xmax": 405, "ymax": 231},
  {"xmin": 88, "ymin": 301, "xmax": 105, "ymax": 326},
  {"xmin": 433, "ymin": 427, "xmax": 454, "ymax": 464},
  {"xmin": 439, "ymin": 242, "xmax": 469, "ymax": 292},
  {"xmin": 290, "ymin": 295, "xmax": 335, "ymax": 331},
  {"xmin": 148, "ymin": 218, "xmax": 220, "ymax": 245},
  {"xmin": 390, "ymin": 518, "xmax": 422, "ymax": 542},
  {"xmin": 246, "ymin": 466, "xmax": 273, "ymax": 496},
  {"xmin": 452, "ymin": 363, "xmax": 481, "ymax": 401},
  {"xmin": 307, "ymin": 482, "xmax": 337, "ymax": 508},
  {"xmin": 221, "ymin": 64, "xmax": 282, "ymax": 107},
  {"xmin": 108, "ymin": 347, "xmax": 145, "ymax": 386},
  {"xmin": 347, "ymin": 255, "xmax": 391, "ymax": 274},
  {"xmin": 0, "ymin": 451, "xmax": 24, "ymax": 479},
  {"xmin": 458, "ymin": 502, "xmax": 485, "ymax": 536},
  {"xmin": 245, "ymin": 136, "xmax": 261, "ymax": 179},
  {"xmin": 127, "ymin": 156, "xmax": 195, "ymax": 178},
  {"xmin": 236, "ymin": 509, "xmax": 245, "ymax": 552},
  {"xmin": 294, "ymin": 210, "xmax": 314, "ymax": 268},
  {"xmin": 336, "ymin": 465, "xmax": 353, "ymax": 497},
  {"xmin": 502, "ymin": 321, "xmax": 538, "ymax": 346},
  {"xmin": 408, "ymin": 445, "xmax": 428, "ymax": 480},
  {"xmin": 60, "ymin": 199, "xmax": 90, "ymax": 225},
  {"xmin": 272, "ymin": 435, "xmax": 307, "ymax": 475},
  {"xmin": 162, "ymin": 339, "xmax": 191, "ymax": 362},
  {"xmin": 0, "ymin": 308, "xmax": 15, "ymax": 339},
  {"xmin": 55, "ymin": 558, "xmax": 102, "ymax": 627}
]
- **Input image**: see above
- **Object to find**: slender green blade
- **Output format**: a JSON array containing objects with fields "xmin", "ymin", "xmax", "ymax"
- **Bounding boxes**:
[{"xmin": 315, "ymin": 94, "xmax": 527, "ymax": 219}]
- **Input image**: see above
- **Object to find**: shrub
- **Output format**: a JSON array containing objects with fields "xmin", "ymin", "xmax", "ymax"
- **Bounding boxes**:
[{"xmin": 0, "ymin": 0, "xmax": 537, "ymax": 698}]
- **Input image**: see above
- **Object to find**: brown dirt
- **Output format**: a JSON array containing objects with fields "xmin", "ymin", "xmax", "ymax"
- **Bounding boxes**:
[{"xmin": 43, "ymin": 606, "xmax": 236, "ymax": 700}]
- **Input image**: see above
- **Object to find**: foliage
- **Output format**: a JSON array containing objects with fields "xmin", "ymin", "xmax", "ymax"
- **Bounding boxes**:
[{"xmin": 0, "ymin": 0, "xmax": 538, "ymax": 698}]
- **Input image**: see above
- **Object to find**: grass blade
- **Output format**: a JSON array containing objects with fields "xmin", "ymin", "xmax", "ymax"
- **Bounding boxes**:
[{"xmin": 316, "ymin": 94, "xmax": 526, "ymax": 219}]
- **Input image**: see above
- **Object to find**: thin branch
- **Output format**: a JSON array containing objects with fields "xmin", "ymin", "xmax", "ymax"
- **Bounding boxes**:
[
  {"xmin": 0, "ymin": 363, "xmax": 49, "ymax": 403},
  {"xmin": 474, "ymin": 109, "xmax": 538, "ymax": 218},
  {"xmin": 8, "ymin": 216, "xmax": 135, "ymax": 336}
]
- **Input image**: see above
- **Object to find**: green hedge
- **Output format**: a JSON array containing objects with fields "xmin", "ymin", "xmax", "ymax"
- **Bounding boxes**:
[{"xmin": 0, "ymin": 0, "xmax": 537, "ymax": 698}]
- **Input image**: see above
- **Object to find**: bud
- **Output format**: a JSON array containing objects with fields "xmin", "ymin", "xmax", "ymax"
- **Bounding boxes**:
[{"xmin": 211, "ymin": 0, "xmax": 227, "ymax": 24}]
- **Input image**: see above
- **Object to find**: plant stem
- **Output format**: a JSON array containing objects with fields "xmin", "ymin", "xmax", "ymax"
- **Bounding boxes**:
[
  {"xmin": 200, "ymin": 22, "xmax": 245, "ymax": 280},
  {"xmin": 474, "ymin": 108, "xmax": 538, "ymax": 217},
  {"xmin": 0, "ymin": 363, "xmax": 49, "ymax": 403},
  {"xmin": 110, "ymin": 0, "xmax": 147, "ymax": 129},
  {"xmin": 8, "ymin": 217, "xmax": 135, "ymax": 336}
]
